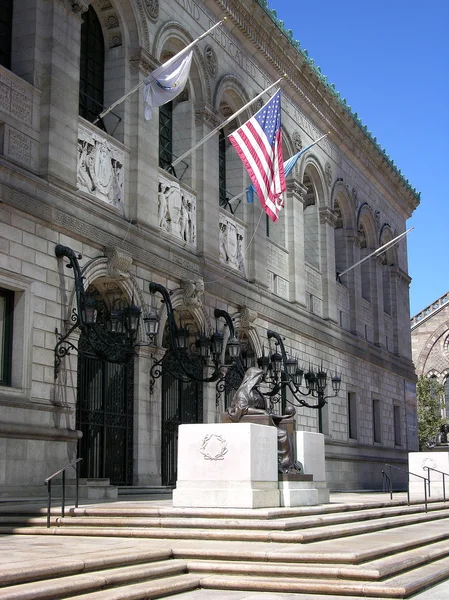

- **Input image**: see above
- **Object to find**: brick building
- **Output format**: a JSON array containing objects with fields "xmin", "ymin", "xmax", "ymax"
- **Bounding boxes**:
[{"xmin": 0, "ymin": 0, "xmax": 419, "ymax": 496}]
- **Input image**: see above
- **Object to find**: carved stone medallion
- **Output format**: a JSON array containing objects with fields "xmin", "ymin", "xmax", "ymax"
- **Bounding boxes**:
[
  {"xmin": 293, "ymin": 131, "xmax": 303, "ymax": 152},
  {"xmin": 144, "ymin": 0, "xmax": 159, "ymax": 20},
  {"xmin": 204, "ymin": 45, "xmax": 218, "ymax": 77}
]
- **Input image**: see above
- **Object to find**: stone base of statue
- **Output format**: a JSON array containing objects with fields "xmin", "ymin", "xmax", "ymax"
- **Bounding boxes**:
[
  {"xmin": 172, "ymin": 423, "xmax": 280, "ymax": 508},
  {"xmin": 409, "ymin": 451, "xmax": 449, "ymax": 501},
  {"xmin": 278, "ymin": 473, "xmax": 320, "ymax": 506},
  {"xmin": 296, "ymin": 431, "xmax": 329, "ymax": 504}
]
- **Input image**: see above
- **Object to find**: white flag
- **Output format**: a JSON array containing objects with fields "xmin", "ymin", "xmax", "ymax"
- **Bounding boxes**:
[{"xmin": 143, "ymin": 50, "xmax": 193, "ymax": 121}]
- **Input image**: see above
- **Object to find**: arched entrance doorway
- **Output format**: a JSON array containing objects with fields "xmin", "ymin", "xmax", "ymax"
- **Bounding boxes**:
[
  {"xmin": 160, "ymin": 308, "xmax": 203, "ymax": 486},
  {"xmin": 76, "ymin": 283, "xmax": 134, "ymax": 485}
]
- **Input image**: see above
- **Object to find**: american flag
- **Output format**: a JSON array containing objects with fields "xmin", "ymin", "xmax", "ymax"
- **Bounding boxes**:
[{"xmin": 229, "ymin": 90, "xmax": 286, "ymax": 221}]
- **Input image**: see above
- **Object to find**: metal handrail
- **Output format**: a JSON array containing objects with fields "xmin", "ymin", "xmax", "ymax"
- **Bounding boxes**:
[
  {"xmin": 423, "ymin": 466, "xmax": 449, "ymax": 503},
  {"xmin": 382, "ymin": 469, "xmax": 391, "ymax": 494},
  {"xmin": 44, "ymin": 458, "xmax": 83, "ymax": 528},
  {"xmin": 384, "ymin": 463, "xmax": 429, "ymax": 513}
]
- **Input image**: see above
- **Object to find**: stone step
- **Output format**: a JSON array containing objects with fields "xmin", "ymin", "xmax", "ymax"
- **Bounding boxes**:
[
  {"xmin": 0, "ymin": 499, "xmax": 445, "ymax": 531},
  {"xmin": 0, "ymin": 548, "xmax": 173, "ymax": 587},
  {"xmin": 185, "ymin": 537, "xmax": 449, "ymax": 581},
  {"xmin": 196, "ymin": 554, "xmax": 449, "ymax": 598},
  {"xmin": 0, "ymin": 497, "xmax": 428, "ymax": 519},
  {"xmin": 63, "ymin": 574, "xmax": 200, "ymax": 599},
  {"xmin": 118, "ymin": 486, "xmax": 173, "ymax": 496},
  {"xmin": 2, "ymin": 508, "xmax": 449, "ymax": 545},
  {"xmin": 0, "ymin": 559, "xmax": 190, "ymax": 600}
]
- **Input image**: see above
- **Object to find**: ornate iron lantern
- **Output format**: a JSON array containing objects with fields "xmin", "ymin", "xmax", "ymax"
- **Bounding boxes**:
[
  {"xmin": 54, "ymin": 245, "xmax": 155, "ymax": 379},
  {"xmin": 148, "ymin": 282, "xmax": 243, "ymax": 393}
]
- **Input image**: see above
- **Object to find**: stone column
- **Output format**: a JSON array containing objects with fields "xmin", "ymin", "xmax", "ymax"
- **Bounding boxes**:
[
  {"xmin": 391, "ymin": 267, "xmax": 412, "ymax": 358},
  {"xmin": 351, "ymin": 232, "xmax": 365, "ymax": 338},
  {"xmin": 128, "ymin": 50, "xmax": 160, "ymax": 228},
  {"xmin": 286, "ymin": 181, "xmax": 307, "ymax": 306},
  {"xmin": 373, "ymin": 256, "xmax": 386, "ymax": 348},
  {"xmin": 340, "ymin": 230, "xmax": 360, "ymax": 335},
  {"xmin": 319, "ymin": 207, "xmax": 338, "ymax": 323},
  {"xmin": 36, "ymin": 0, "xmax": 89, "ymax": 187},
  {"xmin": 133, "ymin": 346, "xmax": 156, "ymax": 486},
  {"xmin": 194, "ymin": 105, "xmax": 221, "ymax": 262}
]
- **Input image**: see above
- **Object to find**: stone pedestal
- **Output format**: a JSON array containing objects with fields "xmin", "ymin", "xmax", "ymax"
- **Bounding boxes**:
[
  {"xmin": 296, "ymin": 431, "xmax": 329, "ymax": 504},
  {"xmin": 408, "ymin": 451, "xmax": 449, "ymax": 501},
  {"xmin": 173, "ymin": 423, "xmax": 279, "ymax": 508},
  {"xmin": 278, "ymin": 473, "xmax": 317, "ymax": 506}
]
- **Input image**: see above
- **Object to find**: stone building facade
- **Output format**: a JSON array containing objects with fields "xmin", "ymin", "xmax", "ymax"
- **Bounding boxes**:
[
  {"xmin": 411, "ymin": 293, "xmax": 449, "ymax": 415},
  {"xmin": 0, "ymin": 0, "xmax": 419, "ymax": 496}
]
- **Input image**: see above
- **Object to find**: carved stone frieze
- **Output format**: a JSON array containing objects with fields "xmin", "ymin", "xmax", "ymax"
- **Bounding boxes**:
[
  {"xmin": 219, "ymin": 214, "xmax": 246, "ymax": 274},
  {"xmin": 204, "ymin": 45, "xmax": 218, "ymax": 77},
  {"xmin": 351, "ymin": 187, "xmax": 359, "ymax": 210},
  {"xmin": 77, "ymin": 124, "xmax": 124, "ymax": 211},
  {"xmin": 105, "ymin": 247, "xmax": 133, "ymax": 279},
  {"xmin": 158, "ymin": 174, "xmax": 197, "ymax": 247},
  {"xmin": 266, "ymin": 241, "xmax": 288, "ymax": 276},
  {"xmin": 375, "ymin": 210, "xmax": 381, "ymax": 231},
  {"xmin": 325, "ymin": 162, "xmax": 333, "ymax": 187},
  {"xmin": 0, "ymin": 69, "xmax": 34, "ymax": 125}
]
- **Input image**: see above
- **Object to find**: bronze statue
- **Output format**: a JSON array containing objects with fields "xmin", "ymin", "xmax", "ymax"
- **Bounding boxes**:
[{"xmin": 226, "ymin": 367, "xmax": 302, "ymax": 474}]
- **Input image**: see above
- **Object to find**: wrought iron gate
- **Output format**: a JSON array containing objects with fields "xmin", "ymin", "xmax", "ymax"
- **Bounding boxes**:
[
  {"xmin": 161, "ymin": 370, "xmax": 203, "ymax": 486},
  {"xmin": 76, "ymin": 337, "xmax": 134, "ymax": 486}
]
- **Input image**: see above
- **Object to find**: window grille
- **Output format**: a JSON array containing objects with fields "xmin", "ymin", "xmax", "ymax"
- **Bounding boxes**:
[
  {"xmin": 0, "ymin": 0, "xmax": 13, "ymax": 69},
  {"xmin": 79, "ymin": 6, "xmax": 105, "ymax": 124}
]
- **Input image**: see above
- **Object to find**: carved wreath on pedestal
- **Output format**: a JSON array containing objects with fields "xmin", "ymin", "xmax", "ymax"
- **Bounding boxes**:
[{"xmin": 200, "ymin": 434, "xmax": 228, "ymax": 461}]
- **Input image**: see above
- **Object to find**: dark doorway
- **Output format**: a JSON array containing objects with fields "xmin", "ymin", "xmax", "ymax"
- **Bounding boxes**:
[
  {"xmin": 76, "ymin": 335, "xmax": 134, "ymax": 486},
  {"xmin": 161, "ymin": 370, "xmax": 203, "ymax": 486}
]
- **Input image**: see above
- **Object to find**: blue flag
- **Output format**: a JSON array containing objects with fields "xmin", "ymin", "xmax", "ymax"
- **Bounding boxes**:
[{"xmin": 246, "ymin": 140, "xmax": 317, "ymax": 203}]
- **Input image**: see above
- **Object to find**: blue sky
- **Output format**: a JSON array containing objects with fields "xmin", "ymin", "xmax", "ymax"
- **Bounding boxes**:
[{"xmin": 266, "ymin": 0, "xmax": 449, "ymax": 316}]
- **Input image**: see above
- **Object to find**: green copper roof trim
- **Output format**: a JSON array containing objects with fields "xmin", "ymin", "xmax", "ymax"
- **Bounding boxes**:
[{"xmin": 255, "ymin": 0, "xmax": 420, "ymax": 201}]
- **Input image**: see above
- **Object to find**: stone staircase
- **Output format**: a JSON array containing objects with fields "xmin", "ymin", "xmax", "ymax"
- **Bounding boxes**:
[{"xmin": 1, "ymin": 497, "xmax": 449, "ymax": 598}]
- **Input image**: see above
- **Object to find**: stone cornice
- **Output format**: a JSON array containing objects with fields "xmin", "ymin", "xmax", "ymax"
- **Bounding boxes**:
[
  {"xmin": 129, "ymin": 47, "xmax": 158, "ymax": 76},
  {"xmin": 319, "ymin": 207, "xmax": 338, "ymax": 227},
  {"xmin": 391, "ymin": 266, "xmax": 412, "ymax": 285},
  {"xmin": 59, "ymin": 0, "xmax": 89, "ymax": 16},
  {"xmin": 194, "ymin": 103, "xmax": 222, "ymax": 128},
  {"xmin": 214, "ymin": 0, "xmax": 419, "ymax": 214},
  {"xmin": 286, "ymin": 180, "xmax": 307, "ymax": 200}
]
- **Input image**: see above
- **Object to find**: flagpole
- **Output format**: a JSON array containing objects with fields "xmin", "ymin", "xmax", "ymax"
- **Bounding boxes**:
[
  {"xmin": 171, "ymin": 76, "xmax": 285, "ymax": 168},
  {"xmin": 227, "ymin": 132, "xmax": 330, "ymax": 205},
  {"xmin": 337, "ymin": 227, "xmax": 413, "ymax": 279},
  {"xmin": 93, "ymin": 18, "xmax": 226, "ymax": 124}
]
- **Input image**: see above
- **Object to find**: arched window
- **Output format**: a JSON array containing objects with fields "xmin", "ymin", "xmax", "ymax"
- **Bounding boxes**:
[
  {"xmin": 159, "ymin": 101, "xmax": 174, "ymax": 175},
  {"xmin": 0, "ymin": 0, "xmax": 13, "ymax": 69},
  {"xmin": 219, "ymin": 129, "xmax": 227, "ymax": 208},
  {"xmin": 303, "ymin": 174, "xmax": 320, "ymax": 270},
  {"xmin": 79, "ymin": 6, "xmax": 105, "ymax": 124}
]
